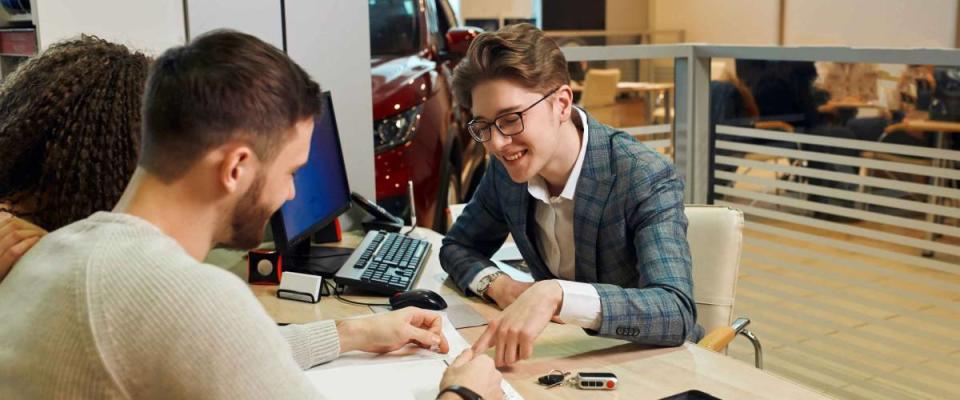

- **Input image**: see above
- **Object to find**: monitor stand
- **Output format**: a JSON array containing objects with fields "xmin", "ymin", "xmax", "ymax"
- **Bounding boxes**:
[{"xmin": 282, "ymin": 239, "xmax": 354, "ymax": 277}]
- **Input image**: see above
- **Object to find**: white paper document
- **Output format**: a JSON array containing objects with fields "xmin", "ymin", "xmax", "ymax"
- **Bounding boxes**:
[
  {"xmin": 305, "ymin": 316, "xmax": 523, "ymax": 399},
  {"xmin": 491, "ymin": 260, "xmax": 534, "ymax": 283},
  {"xmin": 491, "ymin": 242, "xmax": 522, "ymax": 261}
]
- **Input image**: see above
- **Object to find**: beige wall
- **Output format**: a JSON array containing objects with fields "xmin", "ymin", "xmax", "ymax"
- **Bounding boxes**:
[
  {"xmin": 607, "ymin": 0, "xmax": 650, "ymax": 31},
  {"xmin": 459, "ymin": 0, "xmax": 534, "ymax": 24},
  {"xmin": 652, "ymin": 0, "xmax": 779, "ymax": 45},
  {"xmin": 651, "ymin": 0, "xmax": 958, "ymax": 48},
  {"xmin": 784, "ymin": 0, "xmax": 956, "ymax": 48}
]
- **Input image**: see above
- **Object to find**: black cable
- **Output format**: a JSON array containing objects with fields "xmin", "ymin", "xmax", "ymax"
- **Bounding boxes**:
[
  {"xmin": 327, "ymin": 281, "xmax": 390, "ymax": 307},
  {"xmin": 280, "ymin": 0, "xmax": 287, "ymax": 53}
]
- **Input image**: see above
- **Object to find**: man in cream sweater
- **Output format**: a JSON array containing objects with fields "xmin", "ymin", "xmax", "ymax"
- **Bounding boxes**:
[{"xmin": 0, "ymin": 30, "xmax": 500, "ymax": 400}]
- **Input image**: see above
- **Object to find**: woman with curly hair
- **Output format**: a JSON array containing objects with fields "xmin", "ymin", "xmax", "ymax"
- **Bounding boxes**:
[{"xmin": 0, "ymin": 36, "xmax": 150, "ymax": 280}]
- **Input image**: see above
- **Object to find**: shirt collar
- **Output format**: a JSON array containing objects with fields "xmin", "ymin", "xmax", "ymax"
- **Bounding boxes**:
[{"xmin": 528, "ymin": 107, "xmax": 589, "ymax": 203}]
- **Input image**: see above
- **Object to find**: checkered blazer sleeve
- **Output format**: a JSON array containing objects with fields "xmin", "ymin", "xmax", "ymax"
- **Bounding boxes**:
[
  {"xmin": 439, "ymin": 161, "xmax": 511, "ymax": 293},
  {"xmin": 590, "ymin": 160, "xmax": 701, "ymax": 345}
]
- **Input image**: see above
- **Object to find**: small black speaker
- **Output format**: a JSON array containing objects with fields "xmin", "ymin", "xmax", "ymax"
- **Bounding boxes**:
[{"xmin": 248, "ymin": 249, "xmax": 282, "ymax": 285}]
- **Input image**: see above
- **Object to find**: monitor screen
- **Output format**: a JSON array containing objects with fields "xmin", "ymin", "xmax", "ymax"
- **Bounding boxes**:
[{"xmin": 271, "ymin": 91, "xmax": 351, "ymax": 250}]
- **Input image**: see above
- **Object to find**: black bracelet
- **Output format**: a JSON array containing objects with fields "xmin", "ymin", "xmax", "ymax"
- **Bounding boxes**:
[{"xmin": 437, "ymin": 385, "xmax": 483, "ymax": 400}]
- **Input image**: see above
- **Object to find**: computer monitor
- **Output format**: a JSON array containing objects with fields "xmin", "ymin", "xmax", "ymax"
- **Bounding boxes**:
[{"xmin": 270, "ymin": 91, "xmax": 353, "ymax": 273}]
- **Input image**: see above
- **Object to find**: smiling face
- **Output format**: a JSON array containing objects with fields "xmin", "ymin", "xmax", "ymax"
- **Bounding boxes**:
[{"xmin": 470, "ymin": 79, "xmax": 565, "ymax": 183}]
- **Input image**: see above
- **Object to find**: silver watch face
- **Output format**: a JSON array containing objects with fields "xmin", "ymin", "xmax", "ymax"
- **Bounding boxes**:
[
  {"xmin": 480, "ymin": 272, "xmax": 501, "ymax": 293},
  {"xmin": 479, "ymin": 277, "xmax": 491, "ymax": 292}
]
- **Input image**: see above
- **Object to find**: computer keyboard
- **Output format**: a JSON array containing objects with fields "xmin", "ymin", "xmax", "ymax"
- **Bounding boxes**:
[{"xmin": 333, "ymin": 230, "xmax": 431, "ymax": 295}]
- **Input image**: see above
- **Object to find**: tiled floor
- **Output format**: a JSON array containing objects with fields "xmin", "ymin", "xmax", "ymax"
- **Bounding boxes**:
[{"xmin": 722, "ymin": 208, "xmax": 960, "ymax": 399}]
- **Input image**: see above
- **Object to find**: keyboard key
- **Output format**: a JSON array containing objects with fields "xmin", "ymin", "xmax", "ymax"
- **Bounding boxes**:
[{"xmin": 414, "ymin": 244, "xmax": 425, "ymax": 258}]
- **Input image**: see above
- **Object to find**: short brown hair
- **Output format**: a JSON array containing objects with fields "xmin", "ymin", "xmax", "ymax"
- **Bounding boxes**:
[
  {"xmin": 452, "ymin": 23, "xmax": 569, "ymax": 111},
  {"xmin": 0, "ymin": 36, "xmax": 150, "ymax": 230},
  {"xmin": 141, "ymin": 30, "xmax": 321, "ymax": 181}
]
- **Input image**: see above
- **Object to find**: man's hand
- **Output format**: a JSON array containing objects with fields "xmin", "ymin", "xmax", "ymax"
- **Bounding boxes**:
[
  {"xmin": 336, "ymin": 307, "xmax": 449, "ymax": 354},
  {"xmin": 473, "ymin": 280, "xmax": 563, "ymax": 367},
  {"xmin": 0, "ymin": 213, "xmax": 46, "ymax": 282},
  {"xmin": 439, "ymin": 349, "xmax": 503, "ymax": 400},
  {"xmin": 484, "ymin": 274, "xmax": 533, "ymax": 310}
]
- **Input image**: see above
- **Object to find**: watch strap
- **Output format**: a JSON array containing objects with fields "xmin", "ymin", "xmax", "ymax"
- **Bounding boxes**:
[{"xmin": 437, "ymin": 385, "xmax": 483, "ymax": 400}]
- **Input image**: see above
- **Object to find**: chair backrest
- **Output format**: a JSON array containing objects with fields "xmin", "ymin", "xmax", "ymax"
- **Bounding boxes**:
[
  {"xmin": 446, "ymin": 203, "xmax": 744, "ymax": 334},
  {"xmin": 686, "ymin": 205, "xmax": 744, "ymax": 334},
  {"xmin": 580, "ymin": 68, "xmax": 620, "ymax": 108}
]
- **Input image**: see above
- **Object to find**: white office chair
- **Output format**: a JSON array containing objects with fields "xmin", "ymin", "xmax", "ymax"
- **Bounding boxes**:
[
  {"xmin": 445, "ymin": 204, "xmax": 762, "ymax": 368},
  {"xmin": 685, "ymin": 205, "xmax": 762, "ymax": 368}
]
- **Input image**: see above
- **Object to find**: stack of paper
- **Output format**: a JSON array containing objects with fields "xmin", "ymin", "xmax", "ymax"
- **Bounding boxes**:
[{"xmin": 305, "ymin": 316, "xmax": 523, "ymax": 399}]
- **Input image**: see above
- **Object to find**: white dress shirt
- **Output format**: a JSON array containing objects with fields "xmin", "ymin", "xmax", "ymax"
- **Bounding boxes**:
[{"xmin": 469, "ymin": 108, "xmax": 602, "ymax": 330}]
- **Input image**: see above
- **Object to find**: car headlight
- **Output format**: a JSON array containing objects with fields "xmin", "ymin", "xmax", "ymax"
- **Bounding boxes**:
[{"xmin": 374, "ymin": 105, "xmax": 423, "ymax": 153}]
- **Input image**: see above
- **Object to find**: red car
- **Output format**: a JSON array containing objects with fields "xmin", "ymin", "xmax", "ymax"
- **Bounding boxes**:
[{"xmin": 369, "ymin": 0, "xmax": 485, "ymax": 231}]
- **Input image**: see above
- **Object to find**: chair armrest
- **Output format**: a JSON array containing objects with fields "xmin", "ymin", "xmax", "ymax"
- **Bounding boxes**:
[
  {"xmin": 697, "ymin": 317, "xmax": 751, "ymax": 352},
  {"xmin": 697, "ymin": 318, "xmax": 764, "ymax": 368},
  {"xmin": 697, "ymin": 326, "xmax": 737, "ymax": 352}
]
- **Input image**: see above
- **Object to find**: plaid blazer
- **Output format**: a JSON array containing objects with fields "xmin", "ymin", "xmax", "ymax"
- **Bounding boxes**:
[{"xmin": 439, "ymin": 111, "xmax": 703, "ymax": 345}]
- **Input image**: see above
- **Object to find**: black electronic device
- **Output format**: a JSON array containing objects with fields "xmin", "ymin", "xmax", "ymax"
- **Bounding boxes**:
[
  {"xmin": 350, "ymin": 191, "xmax": 404, "ymax": 233},
  {"xmin": 660, "ymin": 390, "xmax": 722, "ymax": 400},
  {"xmin": 389, "ymin": 289, "xmax": 447, "ymax": 310},
  {"xmin": 333, "ymin": 230, "xmax": 431, "ymax": 295},
  {"xmin": 270, "ymin": 91, "xmax": 354, "ymax": 276}
]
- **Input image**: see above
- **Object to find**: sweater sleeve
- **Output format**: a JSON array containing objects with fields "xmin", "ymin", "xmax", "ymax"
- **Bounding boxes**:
[
  {"xmin": 279, "ymin": 320, "xmax": 341, "ymax": 369},
  {"xmin": 90, "ymin": 262, "xmax": 325, "ymax": 399}
]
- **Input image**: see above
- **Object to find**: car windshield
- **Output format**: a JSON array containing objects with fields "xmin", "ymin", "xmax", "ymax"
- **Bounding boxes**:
[{"xmin": 369, "ymin": 0, "xmax": 419, "ymax": 56}]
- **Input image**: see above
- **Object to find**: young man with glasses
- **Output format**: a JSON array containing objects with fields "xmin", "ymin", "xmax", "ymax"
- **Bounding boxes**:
[{"xmin": 440, "ymin": 24, "xmax": 703, "ymax": 368}]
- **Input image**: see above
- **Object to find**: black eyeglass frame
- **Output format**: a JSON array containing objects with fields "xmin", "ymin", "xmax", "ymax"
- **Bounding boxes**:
[{"xmin": 466, "ymin": 86, "xmax": 562, "ymax": 143}]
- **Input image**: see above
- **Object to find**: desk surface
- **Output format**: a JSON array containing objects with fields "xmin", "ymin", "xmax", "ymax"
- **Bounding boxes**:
[
  {"xmin": 890, "ymin": 118, "xmax": 960, "ymax": 133},
  {"xmin": 818, "ymin": 102, "xmax": 885, "ymax": 111},
  {"xmin": 214, "ymin": 229, "xmax": 829, "ymax": 399}
]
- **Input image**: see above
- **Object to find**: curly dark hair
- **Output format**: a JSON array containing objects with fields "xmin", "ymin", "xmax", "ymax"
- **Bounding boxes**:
[{"xmin": 0, "ymin": 36, "xmax": 150, "ymax": 231}]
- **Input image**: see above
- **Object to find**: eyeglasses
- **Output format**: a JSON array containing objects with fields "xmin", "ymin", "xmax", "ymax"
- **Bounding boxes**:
[{"xmin": 466, "ymin": 87, "xmax": 561, "ymax": 143}]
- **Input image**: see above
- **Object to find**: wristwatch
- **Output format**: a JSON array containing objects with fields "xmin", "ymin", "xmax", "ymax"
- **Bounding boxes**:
[
  {"xmin": 476, "ymin": 271, "xmax": 505, "ymax": 301},
  {"xmin": 437, "ymin": 384, "xmax": 483, "ymax": 400}
]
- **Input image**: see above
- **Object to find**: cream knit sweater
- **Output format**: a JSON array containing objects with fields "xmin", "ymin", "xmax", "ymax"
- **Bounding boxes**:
[{"xmin": 0, "ymin": 212, "xmax": 338, "ymax": 399}]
